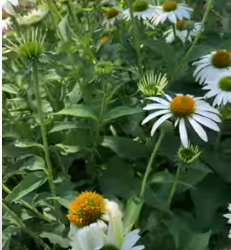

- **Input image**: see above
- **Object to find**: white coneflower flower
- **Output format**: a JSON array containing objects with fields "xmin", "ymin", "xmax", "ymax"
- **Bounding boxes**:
[
  {"xmin": 102, "ymin": 7, "xmax": 122, "ymax": 27},
  {"xmin": 142, "ymin": 94, "xmax": 221, "ymax": 148},
  {"xmin": 69, "ymin": 200, "xmax": 144, "ymax": 250},
  {"xmin": 2, "ymin": 0, "xmax": 18, "ymax": 15},
  {"xmin": 223, "ymin": 203, "xmax": 231, "ymax": 239},
  {"xmin": 202, "ymin": 71, "xmax": 231, "ymax": 107},
  {"xmin": 67, "ymin": 191, "xmax": 123, "ymax": 250},
  {"xmin": 16, "ymin": 8, "xmax": 49, "ymax": 25},
  {"xmin": 164, "ymin": 20, "xmax": 201, "ymax": 44},
  {"xmin": 122, "ymin": 0, "xmax": 158, "ymax": 21},
  {"xmin": 138, "ymin": 72, "xmax": 168, "ymax": 96},
  {"xmin": 193, "ymin": 50, "xmax": 231, "ymax": 85},
  {"xmin": 152, "ymin": 1, "xmax": 193, "ymax": 25}
]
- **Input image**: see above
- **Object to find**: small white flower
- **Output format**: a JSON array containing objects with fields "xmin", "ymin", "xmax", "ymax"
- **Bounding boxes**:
[
  {"xmin": 152, "ymin": 1, "xmax": 193, "ymax": 26},
  {"xmin": 16, "ymin": 8, "xmax": 49, "ymax": 25},
  {"xmin": 223, "ymin": 203, "xmax": 231, "ymax": 239},
  {"xmin": 2, "ymin": 0, "xmax": 18, "ymax": 15},
  {"xmin": 122, "ymin": 0, "xmax": 158, "ymax": 21},
  {"xmin": 142, "ymin": 94, "xmax": 221, "ymax": 148},
  {"xmin": 193, "ymin": 50, "xmax": 231, "ymax": 85},
  {"xmin": 102, "ymin": 7, "xmax": 122, "ymax": 27},
  {"xmin": 202, "ymin": 71, "xmax": 231, "ymax": 107},
  {"xmin": 2, "ymin": 18, "xmax": 11, "ymax": 35},
  {"xmin": 164, "ymin": 20, "xmax": 201, "ymax": 44}
]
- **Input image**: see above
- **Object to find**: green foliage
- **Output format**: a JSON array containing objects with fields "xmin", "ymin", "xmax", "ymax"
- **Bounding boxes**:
[{"xmin": 2, "ymin": 0, "xmax": 231, "ymax": 249}]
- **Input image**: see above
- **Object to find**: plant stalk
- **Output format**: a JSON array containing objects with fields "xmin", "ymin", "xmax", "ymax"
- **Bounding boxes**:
[
  {"xmin": 167, "ymin": 163, "xmax": 181, "ymax": 208},
  {"xmin": 2, "ymin": 184, "xmax": 52, "ymax": 223},
  {"xmin": 32, "ymin": 60, "xmax": 59, "ymax": 218},
  {"xmin": 2, "ymin": 201, "xmax": 51, "ymax": 250},
  {"xmin": 139, "ymin": 131, "xmax": 165, "ymax": 197},
  {"xmin": 168, "ymin": 0, "xmax": 213, "ymax": 88},
  {"xmin": 127, "ymin": 0, "xmax": 143, "ymax": 75}
]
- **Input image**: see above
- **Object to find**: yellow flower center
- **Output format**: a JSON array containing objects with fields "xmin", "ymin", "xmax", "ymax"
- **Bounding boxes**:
[
  {"xmin": 162, "ymin": 1, "xmax": 177, "ymax": 12},
  {"xmin": 2, "ymin": 9, "xmax": 7, "ymax": 19},
  {"xmin": 132, "ymin": 0, "xmax": 149, "ymax": 12},
  {"xmin": 67, "ymin": 191, "xmax": 106, "ymax": 227},
  {"xmin": 211, "ymin": 50, "xmax": 231, "ymax": 68},
  {"xmin": 100, "ymin": 36, "xmax": 109, "ymax": 43},
  {"xmin": 218, "ymin": 76, "xmax": 231, "ymax": 91},
  {"xmin": 170, "ymin": 95, "xmax": 195, "ymax": 117},
  {"xmin": 176, "ymin": 20, "xmax": 185, "ymax": 30},
  {"xmin": 105, "ymin": 8, "xmax": 119, "ymax": 19}
]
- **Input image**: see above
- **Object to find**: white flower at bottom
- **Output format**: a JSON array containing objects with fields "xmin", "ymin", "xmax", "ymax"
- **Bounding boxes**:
[
  {"xmin": 2, "ymin": 0, "xmax": 18, "ymax": 15},
  {"xmin": 164, "ymin": 20, "xmax": 201, "ymax": 44},
  {"xmin": 223, "ymin": 203, "xmax": 231, "ymax": 239},
  {"xmin": 16, "ymin": 8, "xmax": 49, "ymax": 25},
  {"xmin": 202, "ymin": 71, "xmax": 231, "ymax": 107},
  {"xmin": 152, "ymin": 1, "xmax": 193, "ymax": 25},
  {"xmin": 142, "ymin": 94, "xmax": 221, "ymax": 148},
  {"xmin": 192, "ymin": 50, "xmax": 231, "ymax": 85},
  {"xmin": 122, "ymin": 0, "xmax": 158, "ymax": 21}
]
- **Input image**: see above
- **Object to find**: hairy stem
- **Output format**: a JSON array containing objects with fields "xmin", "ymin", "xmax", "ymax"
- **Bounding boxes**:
[
  {"xmin": 2, "ymin": 184, "xmax": 52, "ymax": 223},
  {"xmin": 32, "ymin": 60, "xmax": 59, "ymax": 218},
  {"xmin": 139, "ymin": 132, "xmax": 165, "ymax": 197},
  {"xmin": 3, "ymin": 201, "xmax": 51, "ymax": 250},
  {"xmin": 127, "ymin": 0, "xmax": 143, "ymax": 75},
  {"xmin": 167, "ymin": 163, "xmax": 181, "ymax": 208},
  {"xmin": 168, "ymin": 0, "xmax": 213, "ymax": 88}
]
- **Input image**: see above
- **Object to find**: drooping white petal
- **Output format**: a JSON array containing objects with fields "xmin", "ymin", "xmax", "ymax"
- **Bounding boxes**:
[
  {"xmin": 179, "ymin": 118, "xmax": 189, "ymax": 148},
  {"xmin": 141, "ymin": 109, "xmax": 170, "ymax": 125},
  {"xmin": 122, "ymin": 230, "xmax": 141, "ymax": 250},
  {"xmin": 192, "ymin": 114, "xmax": 220, "ymax": 131},
  {"xmin": 188, "ymin": 117, "xmax": 208, "ymax": 142},
  {"xmin": 150, "ymin": 113, "xmax": 173, "ymax": 136},
  {"xmin": 143, "ymin": 103, "xmax": 168, "ymax": 111},
  {"xmin": 146, "ymin": 96, "xmax": 170, "ymax": 106}
]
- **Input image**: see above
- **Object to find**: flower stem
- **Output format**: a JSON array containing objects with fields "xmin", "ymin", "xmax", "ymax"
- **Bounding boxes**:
[
  {"xmin": 127, "ymin": 0, "xmax": 143, "ymax": 75},
  {"xmin": 32, "ymin": 60, "xmax": 59, "ymax": 218},
  {"xmin": 139, "ymin": 131, "xmax": 165, "ymax": 197},
  {"xmin": 168, "ymin": 0, "xmax": 213, "ymax": 88},
  {"xmin": 2, "ymin": 184, "xmax": 52, "ymax": 223},
  {"xmin": 2, "ymin": 201, "xmax": 51, "ymax": 250},
  {"xmin": 167, "ymin": 163, "xmax": 181, "ymax": 208},
  {"xmin": 67, "ymin": 0, "xmax": 80, "ymax": 32}
]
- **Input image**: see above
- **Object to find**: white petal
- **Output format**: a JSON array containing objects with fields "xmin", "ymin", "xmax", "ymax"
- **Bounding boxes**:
[
  {"xmin": 141, "ymin": 109, "xmax": 170, "ymax": 125},
  {"xmin": 198, "ymin": 104, "xmax": 220, "ymax": 114},
  {"xmin": 131, "ymin": 246, "xmax": 145, "ymax": 250},
  {"xmin": 146, "ymin": 96, "xmax": 170, "ymax": 106},
  {"xmin": 122, "ymin": 230, "xmax": 140, "ymax": 250},
  {"xmin": 188, "ymin": 117, "xmax": 208, "ymax": 142},
  {"xmin": 179, "ymin": 118, "xmax": 189, "ymax": 148},
  {"xmin": 143, "ymin": 103, "xmax": 168, "ymax": 111},
  {"xmin": 150, "ymin": 113, "xmax": 173, "ymax": 136},
  {"xmin": 192, "ymin": 114, "xmax": 220, "ymax": 131},
  {"xmin": 195, "ymin": 110, "xmax": 221, "ymax": 122}
]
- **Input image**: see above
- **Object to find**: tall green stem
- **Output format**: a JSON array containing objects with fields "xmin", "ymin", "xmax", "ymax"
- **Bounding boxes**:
[
  {"xmin": 139, "ymin": 131, "xmax": 165, "ymax": 197},
  {"xmin": 127, "ymin": 0, "xmax": 143, "ymax": 75},
  {"xmin": 67, "ymin": 0, "xmax": 79, "ymax": 32},
  {"xmin": 168, "ymin": 0, "xmax": 213, "ymax": 88},
  {"xmin": 3, "ymin": 184, "xmax": 52, "ymax": 223},
  {"xmin": 167, "ymin": 163, "xmax": 181, "ymax": 208},
  {"xmin": 2, "ymin": 201, "xmax": 51, "ymax": 250},
  {"xmin": 32, "ymin": 60, "xmax": 58, "ymax": 216}
]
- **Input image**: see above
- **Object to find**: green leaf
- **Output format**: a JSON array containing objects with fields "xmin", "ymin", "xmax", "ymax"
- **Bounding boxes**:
[
  {"xmin": 103, "ymin": 106, "xmax": 143, "ymax": 122},
  {"xmin": 49, "ymin": 121, "xmax": 90, "ymax": 133},
  {"xmin": 15, "ymin": 140, "xmax": 44, "ymax": 150},
  {"xmin": 39, "ymin": 232, "xmax": 69, "ymax": 248},
  {"xmin": 58, "ymin": 14, "xmax": 69, "ymax": 41},
  {"xmin": 101, "ymin": 136, "xmax": 150, "ymax": 159},
  {"xmin": 49, "ymin": 195, "xmax": 76, "ymax": 209},
  {"xmin": 54, "ymin": 104, "xmax": 98, "ymax": 120},
  {"xmin": 20, "ymin": 155, "xmax": 46, "ymax": 172},
  {"xmin": 179, "ymin": 231, "xmax": 211, "ymax": 250},
  {"xmin": 55, "ymin": 143, "xmax": 82, "ymax": 155},
  {"xmin": 6, "ymin": 171, "xmax": 47, "ymax": 203},
  {"xmin": 2, "ymin": 84, "xmax": 19, "ymax": 95}
]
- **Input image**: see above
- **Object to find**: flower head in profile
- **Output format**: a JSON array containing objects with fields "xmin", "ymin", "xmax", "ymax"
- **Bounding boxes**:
[
  {"xmin": 193, "ymin": 50, "xmax": 231, "ymax": 85},
  {"xmin": 102, "ymin": 7, "xmax": 121, "ymax": 27},
  {"xmin": 142, "ymin": 94, "xmax": 221, "ymax": 148},
  {"xmin": 2, "ymin": 0, "xmax": 18, "ymax": 15},
  {"xmin": 16, "ymin": 7, "xmax": 49, "ymax": 26},
  {"xmin": 122, "ymin": 0, "xmax": 158, "ymax": 21},
  {"xmin": 223, "ymin": 203, "xmax": 231, "ymax": 239},
  {"xmin": 164, "ymin": 20, "xmax": 201, "ymax": 44},
  {"xmin": 95, "ymin": 61, "xmax": 113, "ymax": 75},
  {"xmin": 152, "ymin": 1, "xmax": 193, "ymax": 26},
  {"xmin": 138, "ymin": 72, "xmax": 168, "ymax": 96},
  {"xmin": 202, "ymin": 71, "xmax": 231, "ymax": 107}
]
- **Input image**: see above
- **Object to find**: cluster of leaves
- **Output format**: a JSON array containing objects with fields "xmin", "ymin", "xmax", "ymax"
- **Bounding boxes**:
[{"xmin": 2, "ymin": 0, "xmax": 231, "ymax": 250}]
